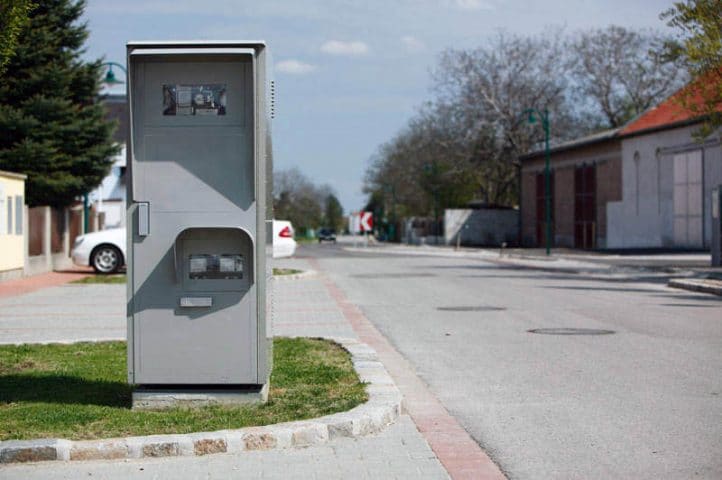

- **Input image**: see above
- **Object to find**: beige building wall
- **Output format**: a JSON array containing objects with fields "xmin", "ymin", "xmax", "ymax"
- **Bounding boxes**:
[{"xmin": 0, "ymin": 171, "xmax": 27, "ymax": 275}]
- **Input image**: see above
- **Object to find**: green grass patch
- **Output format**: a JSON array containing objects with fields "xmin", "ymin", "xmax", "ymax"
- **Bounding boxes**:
[
  {"xmin": 293, "ymin": 236, "xmax": 316, "ymax": 244},
  {"xmin": 0, "ymin": 338, "xmax": 367, "ymax": 441},
  {"xmin": 71, "ymin": 275, "xmax": 126, "ymax": 284},
  {"xmin": 272, "ymin": 268, "xmax": 303, "ymax": 276}
]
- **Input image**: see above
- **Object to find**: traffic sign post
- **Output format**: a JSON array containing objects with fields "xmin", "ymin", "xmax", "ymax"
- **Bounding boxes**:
[
  {"xmin": 360, "ymin": 211, "xmax": 373, "ymax": 233},
  {"xmin": 349, "ymin": 211, "xmax": 373, "ymax": 247},
  {"xmin": 358, "ymin": 211, "xmax": 373, "ymax": 247}
]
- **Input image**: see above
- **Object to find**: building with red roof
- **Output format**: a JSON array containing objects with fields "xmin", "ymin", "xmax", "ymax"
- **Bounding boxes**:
[{"xmin": 520, "ymin": 76, "xmax": 721, "ymax": 250}]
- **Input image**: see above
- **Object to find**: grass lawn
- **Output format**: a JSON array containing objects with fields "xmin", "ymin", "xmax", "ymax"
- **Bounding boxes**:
[
  {"xmin": 71, "ymin": 274, "xmax": 126, "ymax": 284},
  {"xmin": 293, "ymin": 237, "xmax": 316, "ymax": 244},
  {"xmin": 0, "ymin": 338, "xmax": 367, "ymax": 441},
  {"xmin": 272, "ymin": 268, "xmax": 303, "ymax": 276}
]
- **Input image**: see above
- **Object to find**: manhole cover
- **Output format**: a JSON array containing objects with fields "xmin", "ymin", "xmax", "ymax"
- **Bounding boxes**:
[
  {"xmin": 527, "ymin": 328, "xmax": 615, "ymax": 335},
  {"xmin": 437, "ymin": 306, "xmax": 506, "ymax": 312}
]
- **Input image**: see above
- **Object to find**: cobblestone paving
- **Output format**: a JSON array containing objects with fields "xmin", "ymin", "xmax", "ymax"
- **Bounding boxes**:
[
  {"xmin": 273, "ymin": 259, "xmax": 356, "ymax": 340},
  {"xmin": 0, "ymin": 257, "xmax": 450, "ymax": 479},
  {"xmin": 0, "ymin": 284, "xmax": 126, "ymax": 344}
]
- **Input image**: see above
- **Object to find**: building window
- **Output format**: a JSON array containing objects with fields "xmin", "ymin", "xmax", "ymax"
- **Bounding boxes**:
[
  {"xmin": 6, "ymin": 196, "xmax": 12, "ymax": 234},
  {"xmin": 15, "ymin": 195, "xmax": 23, "ymax": 235},
  {"xmin": 0, "ymin": 191, "xmax": 5, "ymax": 235}
]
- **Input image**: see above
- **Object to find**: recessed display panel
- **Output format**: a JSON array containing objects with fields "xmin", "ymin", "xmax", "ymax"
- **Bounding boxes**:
[
  {"xmin": 189, "ymin": 254, "xmax": 243, "ymax": 279},
  {"xmin": 163, "ymin": 84, "xmax": 227, "ymax": 116}
]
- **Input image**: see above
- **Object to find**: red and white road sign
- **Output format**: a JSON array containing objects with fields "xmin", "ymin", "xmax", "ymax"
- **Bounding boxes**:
[{"xmin": 360, "ymin": 211, "xmax": 373, "ymax": 232}]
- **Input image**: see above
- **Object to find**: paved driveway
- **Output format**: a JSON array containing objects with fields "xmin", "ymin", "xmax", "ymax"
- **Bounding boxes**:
[
  {"xmin": 0, "ymin": 264, "xmax": 450, "ymax": 479},
  {"xmin": 0, "ymin": 283, "xmax": 126, "ymax": 344}
]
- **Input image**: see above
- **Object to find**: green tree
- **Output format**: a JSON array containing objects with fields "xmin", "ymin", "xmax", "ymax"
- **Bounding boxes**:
[
  {"xmin": 0, "ymin": 0, "xmax": 35, "ymax": 77},
  {"xmin": 0, "ymin": 0, "xmax": 118, "ymax": 207},
  {"xmin": 273, "ymin": 167, "xmax": 330, "ymax": 235},
  {"xmin": 323, "ymin": 194, "xmax": 344, "ymax": 232},
  {"xmin": 661, "ymin": 0, "xmax": 722, "ymax": 136}
]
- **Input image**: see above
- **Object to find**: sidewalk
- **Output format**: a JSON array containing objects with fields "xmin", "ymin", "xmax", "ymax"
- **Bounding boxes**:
[
  {"xmin": 1, "ymin": 258, "xmax": 464, "ymax": 479},
  {"xmin": 274, "ymin": 257, "xmax": 503, "ymax": 479},
  {"xmin": 668, "ymin": 277, "xmax": 722, "ymax": 296},
  {"xmin": 344, "ymin": 242, "xmax": 720, "ymax": 280},
  {"xmin": 0, "ymin": 269, "xmax": 93, "ymax": 298}
]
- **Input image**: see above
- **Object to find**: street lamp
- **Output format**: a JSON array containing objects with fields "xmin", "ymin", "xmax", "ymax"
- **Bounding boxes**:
[
  {"xmin": 525, "ymin": 108, "xmax": 551, "ymax": 256},
  {"xmin": 101, "ymin": 61, "xmax": 127, "ymax": 86}
]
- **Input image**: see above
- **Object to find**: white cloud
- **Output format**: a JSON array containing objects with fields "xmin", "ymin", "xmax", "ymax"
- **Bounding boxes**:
[
  {"xmin": 454, "ymin": 0, "xmax": 493, "ymax": 10},
  {"xmin": 276, "ymin": 59, "xmax": 316, "ymax": 75},
  {"xmin": 320, "ymin": 40, "xmax": 369, "ymax": 56},
  {"xmin": 401, "ymin": 35, "xmax": 425, "ymax": 52}
]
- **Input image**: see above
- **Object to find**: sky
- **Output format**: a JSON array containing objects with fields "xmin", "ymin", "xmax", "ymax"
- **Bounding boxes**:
[{"xmin": 84, "ymin": 0, "xmax": 676, "ymax": 213}]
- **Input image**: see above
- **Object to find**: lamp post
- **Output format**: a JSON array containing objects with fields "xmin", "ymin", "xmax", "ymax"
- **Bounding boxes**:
[{"xmin": 525, "ymin": 108, "xmax": 551, "ymax": 256}]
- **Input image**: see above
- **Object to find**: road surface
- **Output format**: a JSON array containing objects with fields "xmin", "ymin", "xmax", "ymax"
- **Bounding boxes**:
[{"xmin": 303, "ymin": 241, "xmax": 722, "ymax": 479}]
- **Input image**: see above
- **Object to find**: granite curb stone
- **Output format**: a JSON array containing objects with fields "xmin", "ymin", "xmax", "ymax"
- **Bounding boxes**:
[
  {"xmin": 668, "ymin": 278, "xmax": 722, "ymax": 296},
  {"xmin": 0, "ymin": 337, "xmax": 402, "ymax": 465}
]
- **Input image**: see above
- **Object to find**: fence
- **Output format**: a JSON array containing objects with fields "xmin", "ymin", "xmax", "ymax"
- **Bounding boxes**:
[{"xmin": 24, "ymin": 204, "xmax": 102, "ymax": 276}]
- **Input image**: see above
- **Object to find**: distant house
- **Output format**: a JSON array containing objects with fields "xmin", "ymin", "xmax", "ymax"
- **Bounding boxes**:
[
  {"xmin": 520, "ymin": 129, "xmax": 622, "ymax": 248},
  {"xmin": 607, "ymin": 87, "xmax": 721, "ymax": 249},
  {"xmin": 90, "ymin": 144, "xmax": 126, "ymax": 229},
  {"xmin": 94, "ymin": 86, "xmax": 128, "ymax": 229},
  {"xmin": 0, "ymin": 170, "xmax": 27, "ymax": 280},
  {"xmin": 520, "ymin": 81, "xmax": 722, "ymax": 250}
]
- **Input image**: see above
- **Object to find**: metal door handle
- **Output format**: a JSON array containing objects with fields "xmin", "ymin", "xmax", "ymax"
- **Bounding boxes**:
[{"xmin": 138, "ymin": 202, "xmax": 149, "ymax": 236}]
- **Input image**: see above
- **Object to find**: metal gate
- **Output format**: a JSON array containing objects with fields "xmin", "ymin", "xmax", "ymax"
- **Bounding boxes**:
[
  {"xmin": 574, "ymin": 164, "xmax": 596, "ymax": 249},
  {"xmin": 673, "ymin": 150, "xmax": 703, "ymax": 248},
  {"xmin": 536, "ymin": 171, "xmax": 555, "ymax": 247}
]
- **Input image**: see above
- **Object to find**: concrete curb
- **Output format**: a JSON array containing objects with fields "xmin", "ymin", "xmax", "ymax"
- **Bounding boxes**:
[
  {"xmin": 0, "ymin": 337, "xmax": 402, "ymax": 465},
  {"xmin": 668, "ymin": 278, "xmax": 722, "ymax": 296},
  {"xmin": 272, "ymin": 269, "xmax": 318, "ymax": 281}
]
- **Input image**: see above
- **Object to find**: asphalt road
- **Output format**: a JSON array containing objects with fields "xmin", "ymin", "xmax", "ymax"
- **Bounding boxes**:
[{"xmin": 302, "ymin": 242, "xmax": 722, "ymax": 480}]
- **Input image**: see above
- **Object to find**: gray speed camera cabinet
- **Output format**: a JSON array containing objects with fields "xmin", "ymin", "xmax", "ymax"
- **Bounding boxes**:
[{"xmin": 126, "ymin": 41, "xmax": 273, "ymax": 398}]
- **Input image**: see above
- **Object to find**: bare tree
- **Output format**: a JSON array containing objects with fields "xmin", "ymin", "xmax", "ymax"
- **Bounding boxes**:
[
  {"xmin": 569, "ymin": 25, "xmax": 687, "ymax": 128},
  {"xmin": 364, "ymin": 26, "xmax": 686, "ymax": 215},
  {"xmin": 431, "ymin": 31, "xmax": 579, "ymax": 206}
]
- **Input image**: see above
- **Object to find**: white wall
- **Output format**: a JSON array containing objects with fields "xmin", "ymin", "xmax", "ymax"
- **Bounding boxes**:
[
  {"xmin": 607, "ymin": 125, "xmax": 721, "ymax": 249},
  {"xmin": 91, "ymin": 144, "xmax": 127, "ymax": 229},
  {"xmin": 444, "ymin": 208, "xmax": 519, "ymax": 246}
]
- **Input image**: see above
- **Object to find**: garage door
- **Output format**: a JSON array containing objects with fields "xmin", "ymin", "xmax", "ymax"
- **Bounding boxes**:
[{"xmin": 673, "ymin": 150, "xmax": 703, "ymax": 248}]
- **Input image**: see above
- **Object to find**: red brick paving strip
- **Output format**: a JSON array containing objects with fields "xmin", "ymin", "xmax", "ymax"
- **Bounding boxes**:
[
  {"xmin": 308, "ymin": 258, "xmax": 507, "ymax": 480},
  {"xmin": 0, "ymin": 269, "xmax": 94, "ymax": 298}
]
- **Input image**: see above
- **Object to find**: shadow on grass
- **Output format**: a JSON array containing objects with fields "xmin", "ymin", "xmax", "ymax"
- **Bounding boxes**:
[{"xmin": 0, "ymin": 374, "xmax": 131, "ymax": 408}]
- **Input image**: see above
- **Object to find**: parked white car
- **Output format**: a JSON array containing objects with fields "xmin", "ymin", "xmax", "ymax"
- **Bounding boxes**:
[
  {"xmin": 72, "ymin": 228, "xmax": 126, "ymax": 274},
  {"xmin": 72, "ymin": 221, "xmax": 295, "ymax": 272},
  {"xmin": 273, "ymin": 220, "xmax": 297, "ymax": 258}
]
